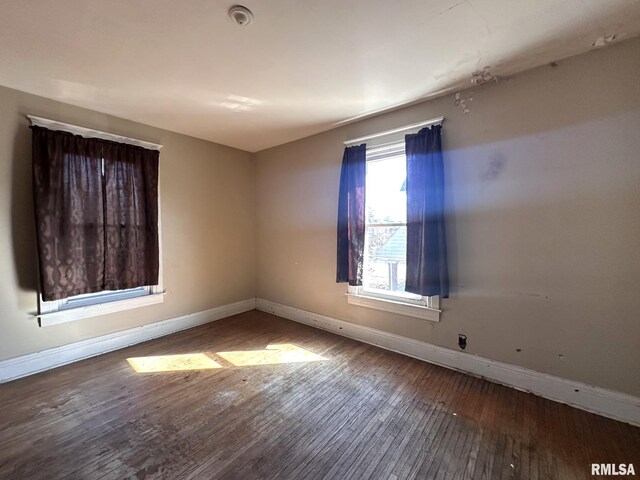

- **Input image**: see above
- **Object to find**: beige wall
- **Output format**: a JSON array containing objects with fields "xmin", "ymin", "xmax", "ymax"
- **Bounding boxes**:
[
  {"xmin": 255, "ymin": 38, "xmax": 640, "ymax": 396},
  {"xmin": 0, "ymin": 85, "xmax": 256, "ymax": 360},
  {"xmin": 2, "ymin": 38, "xmax": 639, "ymax": 397}
]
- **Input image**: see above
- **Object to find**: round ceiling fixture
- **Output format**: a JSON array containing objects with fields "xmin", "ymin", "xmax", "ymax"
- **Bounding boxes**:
[{"xmin": 228, "ymin": 5, "xmax": 253, "ymax": 26}]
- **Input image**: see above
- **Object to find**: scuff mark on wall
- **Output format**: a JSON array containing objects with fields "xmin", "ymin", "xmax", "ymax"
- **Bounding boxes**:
[
  {"xmin": 471, "ymin": 66, "xmax": 499, "ymax": 85},
  {"xmin": 481, "ymin": 150, "xmax": 507, "ymax": 181},
  {"xmin": 454, "ymin": 92, "xmax": 473, "ymax": 113},
  {"xmin": 500, "ymin": 289, "xmax": 549, "ymax": 299}
]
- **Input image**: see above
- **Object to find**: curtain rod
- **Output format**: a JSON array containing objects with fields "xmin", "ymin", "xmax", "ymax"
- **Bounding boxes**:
[
  {"xmin": 343, "ymin": 116, "xmax": 444, "ymax": 146},
  {"xmin": 27, "ymin": 115, "xmax": 163, "ymax": 151}
]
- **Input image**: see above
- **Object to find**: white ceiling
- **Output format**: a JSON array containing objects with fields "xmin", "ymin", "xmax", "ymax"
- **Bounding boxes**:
[{"xmin": 1, "ymin": 0, "xmax": 639, "ymax": 152}]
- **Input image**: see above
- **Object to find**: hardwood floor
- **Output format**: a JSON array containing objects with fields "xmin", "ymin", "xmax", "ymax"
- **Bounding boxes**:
[{"xmin": 0, "ymin": 310, "xmax": 638, "ymax": 479}]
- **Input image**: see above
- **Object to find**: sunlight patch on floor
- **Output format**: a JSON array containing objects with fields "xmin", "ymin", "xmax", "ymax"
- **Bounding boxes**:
[
  {"xmin": 127, "ymin": 353, "xmax": 223, "ymax": 373},
  {"xmin": 217, "ymin": 343, "xmax": 327, "ymax": 366},
  {"xmin": 126, "ymin": 344, "xmax": 327, "ymax": 373}
]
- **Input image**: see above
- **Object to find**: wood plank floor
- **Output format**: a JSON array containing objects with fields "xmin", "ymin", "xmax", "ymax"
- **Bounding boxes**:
[{"xmin": 0, "ymin": 310, "xmax": 638, "ymax": 480}]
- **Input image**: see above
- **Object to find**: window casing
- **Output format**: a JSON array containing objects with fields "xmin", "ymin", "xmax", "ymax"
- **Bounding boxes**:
[{"xmin": 347, "ymin": 140, "xmax": 440, "ymax": 321}]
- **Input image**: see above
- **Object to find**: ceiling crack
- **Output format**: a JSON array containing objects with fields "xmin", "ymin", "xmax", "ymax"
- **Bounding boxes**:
[
  {"xmin": 438, "ymin": 1, "xmax": 466, "ymax": 16},
  {"xmin": 466, "ymin": 0, "xmax": 492, "ymax": 35}
]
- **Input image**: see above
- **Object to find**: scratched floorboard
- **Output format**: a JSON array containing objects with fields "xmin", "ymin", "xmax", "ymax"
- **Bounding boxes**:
[{"xmin": 0, "ymin": 310, "xmax": 638, "ymax": 479}]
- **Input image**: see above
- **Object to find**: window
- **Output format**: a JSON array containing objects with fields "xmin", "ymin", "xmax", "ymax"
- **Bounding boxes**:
[
  {"xmin": 347, "ymin": 140, "xmax": 440, "ymax": 321},
  {"xmin": 363, "ymin": 143, "xmax": 412, "ymax": 297},
  {"xmin": 30, "ymin": 116, "xmax": 163, "ymax": 327}
]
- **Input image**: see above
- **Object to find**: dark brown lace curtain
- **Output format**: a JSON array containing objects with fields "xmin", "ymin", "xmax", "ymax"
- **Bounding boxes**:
[{"xmin": 32, "ymin": 126, "xmax": 159, "ymax": 301}]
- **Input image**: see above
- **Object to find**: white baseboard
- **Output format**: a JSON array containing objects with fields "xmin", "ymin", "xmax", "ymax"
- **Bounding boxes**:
[
  {"xmin": 0, "ymin": 298, "xmax": 256, "ymax": 383},
  {"xmin": 256, "ymin": 298, "xmax": 640, "ymax": 427}
]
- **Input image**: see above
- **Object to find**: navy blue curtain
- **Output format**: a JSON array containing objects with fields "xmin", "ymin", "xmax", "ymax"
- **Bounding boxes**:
[
  {"xmin": 336, "ymin": 144, "xmax": 366, "ymax": 285},
  {"xmin": 405, "ymin": 125, "xmax": 449, "ymax": 298}
]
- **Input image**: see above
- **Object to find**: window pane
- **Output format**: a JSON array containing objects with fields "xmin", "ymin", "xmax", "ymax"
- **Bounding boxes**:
[
  {"xmin": 60, "ymin": 287, "xmax": 148, "ymax": 310},
  {"xmin": 363, "ymin": 225, "xmax": 407, "ymax": 293},
  {"xmin": 366, "ymin": 155, "xmax": 406, "ymax": 225}
]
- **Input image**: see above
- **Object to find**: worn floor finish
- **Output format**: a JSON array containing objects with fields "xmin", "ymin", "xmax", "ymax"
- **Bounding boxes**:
[{"xmin": 0, "ymin": 310, "xmax": 638, "ymax": 480}]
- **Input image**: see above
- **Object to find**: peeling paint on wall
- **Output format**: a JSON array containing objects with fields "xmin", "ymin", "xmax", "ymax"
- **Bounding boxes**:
[
  {"xmin": 471, "ymin": 66, "xmax": 499, "ymax": 85},
  {"xmin": 592, "ymin": 34, "xmax": 617, "ymax": 48},
  {"xmin": 454, "ymin": 92, "xmax": 473, "ymax": 114}
]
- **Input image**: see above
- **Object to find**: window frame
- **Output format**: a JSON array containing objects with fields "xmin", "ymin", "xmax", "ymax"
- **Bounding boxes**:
[{"xmin": 346, "ymin": 139, "xmax": 441, "ymax": 322}]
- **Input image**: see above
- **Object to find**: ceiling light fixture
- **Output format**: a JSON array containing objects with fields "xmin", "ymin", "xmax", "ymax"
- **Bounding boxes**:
[{"xmin": 228, "ymin": 5, "xmax": 254, "ymax": 26}]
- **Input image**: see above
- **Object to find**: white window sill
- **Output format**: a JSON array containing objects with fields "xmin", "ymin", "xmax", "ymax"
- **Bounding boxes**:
[
  {"xmin": 37, "ymin": 292, "xmax": 165, "ymax": 327},
  {"xmin": 346, "ymin": 292, "xmax": 440, "ymax": 322}
]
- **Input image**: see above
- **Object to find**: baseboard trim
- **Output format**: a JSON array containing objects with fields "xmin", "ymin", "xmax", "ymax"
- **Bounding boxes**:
[
  {"xmin": 0, "ymin": 298, "xmax": 256, "ymax": 383},
  {"xmin": 256, "ymin": 298, "xmax": 640, "ymax": 427}
]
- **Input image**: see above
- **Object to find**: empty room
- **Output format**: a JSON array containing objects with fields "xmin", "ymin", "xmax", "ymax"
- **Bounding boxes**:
[{"xmin": 0, "ymin": 1, "xmax": 639, "ymax": 479}]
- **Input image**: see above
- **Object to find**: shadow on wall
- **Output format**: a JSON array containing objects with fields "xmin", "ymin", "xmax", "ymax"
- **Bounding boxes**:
[{"xmin": 11, "ymin": 117, "xmax": 39, "ymax": 293}]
